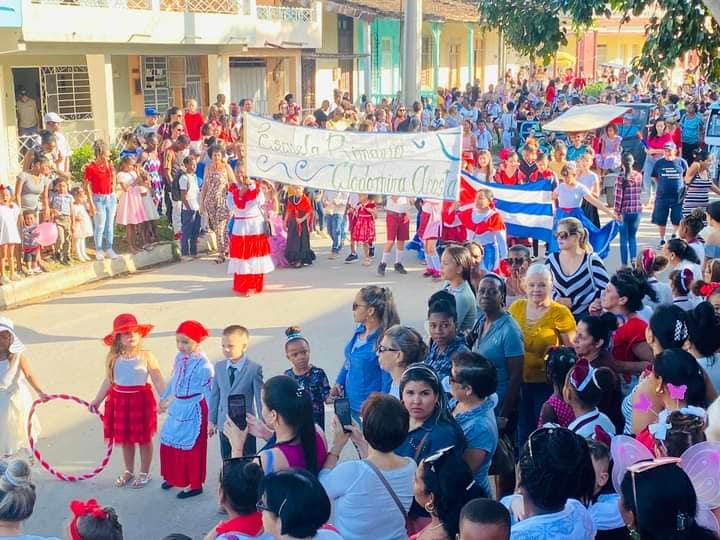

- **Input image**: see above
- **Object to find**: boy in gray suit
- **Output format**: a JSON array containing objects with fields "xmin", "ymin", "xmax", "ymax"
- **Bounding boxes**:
[{"xmin": 208, "ymin": 325, "xmax": 263, "ymax": 458}]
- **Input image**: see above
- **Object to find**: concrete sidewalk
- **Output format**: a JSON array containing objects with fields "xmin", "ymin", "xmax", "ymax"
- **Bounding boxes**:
[{"xmin": 0, "ymin": 242, "xmax": 179, "ymax": 310}]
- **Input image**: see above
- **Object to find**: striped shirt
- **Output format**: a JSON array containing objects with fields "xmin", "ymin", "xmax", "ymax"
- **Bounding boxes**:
[
  {"xmin": 683, "ymin": 170, "xmax": 712, "ymax": 216},
  {"xmin": 545, "ymin": 252, "xmax": 609, "ymax": 317}
]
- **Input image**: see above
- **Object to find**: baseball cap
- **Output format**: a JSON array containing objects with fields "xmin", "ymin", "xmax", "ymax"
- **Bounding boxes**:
[
  {"xmin": 144, "ymin": 107, "xmax": 158, "ymax": 117},
  {"xmin": 43, "ymin": 112, "xmax": 62, "ymax": 123},
  {"xmin": 663, "ymin": 142, "xmax": 677, "ymax": 150}
]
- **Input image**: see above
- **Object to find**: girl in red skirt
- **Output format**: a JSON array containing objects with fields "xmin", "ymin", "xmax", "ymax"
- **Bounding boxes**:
[
  {"xmin": 90, "ymin": 313, "xmax": 165, "ymax": 489},
  {"xmin": 159, "ymin": 320, "xmax": 213, "ymax": 499},
  {"xmin": 227, "ymin": 176, "xmax": 275, "ymax": 296},
  {"xmin": 351, "ymin": 194, "xmax": 377, "ymax": 266}
]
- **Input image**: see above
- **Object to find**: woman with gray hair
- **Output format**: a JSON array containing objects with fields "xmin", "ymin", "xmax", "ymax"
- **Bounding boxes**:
[
  {"xmin": 0, "ymin": 458, "xmax": 59, "ymax": 539},
  {"xmin": 377, "ymin": 325, "xmax": 428, "ymax": 398},
  {"xmin": 508, "ymin": 263, "xmax": 576, "ymax": 446}
]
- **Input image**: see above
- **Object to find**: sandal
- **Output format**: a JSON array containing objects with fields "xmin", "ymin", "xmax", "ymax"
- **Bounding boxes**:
[
  {"xmin": 362, "ymin": 258, "xmax": 372, "ymax": 267},
  {"xmin": 131, "ymin": 472, "xmax": 151, "ymax": 489},
  {"xmin": 214, "ymin": 256, "xmax": 226, "ymax": 264},
  {"xmin": 115, "ymin": 470, "xmax": 134, "ymax": 487}
]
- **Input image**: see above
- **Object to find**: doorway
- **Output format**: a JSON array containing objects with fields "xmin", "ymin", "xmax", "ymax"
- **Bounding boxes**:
[{"xmin": 11, "ymin": 67, "xmax": 42, "ymax": 135}]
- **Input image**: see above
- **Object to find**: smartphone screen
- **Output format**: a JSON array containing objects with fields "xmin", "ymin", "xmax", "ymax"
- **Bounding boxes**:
[
  {"xmin": 334, "ymin": 398, "xmax": 352, "ymax": 433},
  {"xmin": 228, "ymin": 394, "xmax": 247, "ymax": 430}
]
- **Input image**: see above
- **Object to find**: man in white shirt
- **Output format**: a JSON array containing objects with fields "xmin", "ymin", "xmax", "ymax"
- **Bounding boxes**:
[
  {"xmin": 16, "ymin": 88, "xmax": 39, "ymax": 136},
  {"xmin": 475, "ymin": 121, "xmax": 494, "ymax": 151},
  {"xmin": 42, "ymin": 112, "xmax": 70, "ymax": 173},
  {"xmin": 379, "ymin": 196, "xmax": 413, "ymax": 276},
  {"xmin": 179, "ymin": 155, "xmax": 201, "ymax": 258},
  {"xmin": 323, "ymin": 190, "xmax": 349, "ymax": 259}
]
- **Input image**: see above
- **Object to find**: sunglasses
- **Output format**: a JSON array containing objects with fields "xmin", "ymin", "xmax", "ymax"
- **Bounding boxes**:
[
  {"xmin": 555, "ymin": 231, "xmax": 576, "ymax": 240},
  {"xmin": 505, "ymin": 257, "xmax": 526, "ymax": 265},
  {"xmin": 378, "ymin": 344, "xmax": 399, "ymax": 353},
  {"xmin": 352, "ymin": 302, "xmax": 367, "ymax": 311},
  {"xmin": 423, "ymin": 446, "xmax": 455, "ymax": 472},
  {"xmin": 527, "ymin": 426, "xmax": 557, "ymax": 461}
]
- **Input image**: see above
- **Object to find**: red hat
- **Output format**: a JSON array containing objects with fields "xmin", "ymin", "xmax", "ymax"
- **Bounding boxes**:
[
  {"xmin": 103, "ymin": 313, "xmax": 153, "ymax": 346},
  {"xmin": 176, "ymin": 320, "xmax": 209, "ymax": 343}
]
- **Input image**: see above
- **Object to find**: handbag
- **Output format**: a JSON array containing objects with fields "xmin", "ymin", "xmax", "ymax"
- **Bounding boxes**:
[{"xmin": 489, "ymin": 418, "xmax": 515, "ymax": 476}]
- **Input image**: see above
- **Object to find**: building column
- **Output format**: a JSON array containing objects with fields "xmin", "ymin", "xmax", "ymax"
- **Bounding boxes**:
[
  {"xmin": 431, "ymin": 22, "xmax": 441, "ymax": 90},
  {"xmin": 291, "ymin": 54, "xmax": 302, "ymax": 108},
  {"xmin": 86, "ymin": 54, "xmax": 116, "ymax": 143},
  {"xmin": 0, "ymin": 64, "xmax": 11, "ymax": 182},
  {"xmin": 208, "ymin": 54, "xmax": 231, "ymax": 102},
  {"xmin": 401, "ymin": 0, "xmax": 422, "ymax": 105},
  {"xmin": 364, "ymin": 19, "xmax": 372, "ymax": 101},
  {"xmin": 466, "ymin": 24, "xmax": 474, "ymax": 87}
]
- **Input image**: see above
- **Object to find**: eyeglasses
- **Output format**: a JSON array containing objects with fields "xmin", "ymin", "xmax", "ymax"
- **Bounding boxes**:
[
  {"xmin": 555, "ymin": 231, "xmax": 576, "ymax": 240},
  {"xmin": 257, "ymin": 497, "xmax": 287, "ymax": 515},
  {"xmin": 505, "ymin": 257, "xmax": 526, "ymax": 265},
  {"xmin": 378, "ymin": 344, "xmax": 399, "ymax": 353},
  {"xmin": 352, "ymin": 303, "xmax": 367, "ymax": 311}
]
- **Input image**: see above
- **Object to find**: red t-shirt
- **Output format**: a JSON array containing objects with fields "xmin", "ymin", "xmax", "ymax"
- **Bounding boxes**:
[
  {"xmin": 612, "ymin": 316, "xmax": 648, "ymax": 381},
  {"xmin": 83, "ymin": 160, "xmax": 114, "ymax": 195},
  {"xmin": 184, "ymin": 112, "xmax": 204, "ymax": 141}
]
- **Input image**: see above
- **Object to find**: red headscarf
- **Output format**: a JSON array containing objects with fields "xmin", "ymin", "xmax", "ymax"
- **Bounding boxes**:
[{"xmin": 69, "ymin": 499, "xmax": 107, "ymax": 540}]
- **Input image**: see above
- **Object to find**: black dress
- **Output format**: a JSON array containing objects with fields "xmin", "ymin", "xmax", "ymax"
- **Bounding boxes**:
[{"xmin": 284, "ymin": 195, "xmax": 316, "ymax": 266}]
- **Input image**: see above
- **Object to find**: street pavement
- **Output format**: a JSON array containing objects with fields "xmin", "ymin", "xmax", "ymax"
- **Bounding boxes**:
[{"xmin": 11, "ymin": 213, "xmax": 662, "ymax": 539}]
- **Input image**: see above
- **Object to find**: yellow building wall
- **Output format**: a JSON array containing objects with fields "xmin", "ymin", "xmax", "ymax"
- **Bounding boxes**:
[
  {"xmin": 438, "ymin": 23, "xmax": 468, "ymax": 90},
  {"xmin": 597, "ymin": 33, "xmax": 645, "ymax": 67},
  {"xmin": 315, "ymin": 11, "xmax": 340, "ymax": 108}
]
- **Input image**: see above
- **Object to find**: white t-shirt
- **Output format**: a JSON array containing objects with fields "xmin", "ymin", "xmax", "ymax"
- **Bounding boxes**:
[
  {"xmin": 503, "ymin": 497, "xmax": 596, "ymax": 540},
  {"xmin": 557, "ymin": 182, "xmax": 589, "ymax": 208},
  {"xmin": 385, "ymin": 196, "xmax": 412, "ymax": 214},
  {"xmin": 179, "ymin": 172, "xmax": 200, "ymax": 211},
  {"xmin": 319, "ymin": 458, "xmax": 415, "ymax": 540},
  {"xmin": 567, "ymin": 408, "xmax": 616, "ymax": 439},
  {"xmin": 578, "ymin": 171, "xmax": 598, "ymax": 193},
  {"xmin": 689, "ymin": 240, "xmax": 705, "ymax": 264}
]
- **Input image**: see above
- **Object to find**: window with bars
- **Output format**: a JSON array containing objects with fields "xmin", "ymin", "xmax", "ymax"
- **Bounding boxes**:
[
  {"xmin": 142, "ymin": 56, "xmax": 172, "ymax": 112},
  {"xmin": 421, "ymin": 36, "xmax": 432, "ymax": 88},
  {"xmin": 449, "ymin": 44, "xmax": 461, "ymax": 88},
  {"xmin": 596, "ymin": 44, "xmax": 608, "ymax": 66},
  {"xmin": 474, "ymin": 36, "xmax": 485, "ymax": 84},
  {"xmin": 40, "ymin": 66, "xmax": 92, "ymax": 120}
]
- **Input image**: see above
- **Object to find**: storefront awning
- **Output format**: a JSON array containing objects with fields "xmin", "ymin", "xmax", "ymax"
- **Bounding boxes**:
[{"xmin": 542, "ymin": 104, "xmax": 632, "ymax": 132}]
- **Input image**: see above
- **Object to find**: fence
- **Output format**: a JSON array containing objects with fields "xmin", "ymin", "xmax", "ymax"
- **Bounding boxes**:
[{"xmin": 256, "ymin": 5, "xmax": 315, "ymax": 22}]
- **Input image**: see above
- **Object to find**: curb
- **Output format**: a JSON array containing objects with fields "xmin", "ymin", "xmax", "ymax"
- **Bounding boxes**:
[{"xmin": 0, "ymin": 241, "xmax": 180, "ymax": 310}]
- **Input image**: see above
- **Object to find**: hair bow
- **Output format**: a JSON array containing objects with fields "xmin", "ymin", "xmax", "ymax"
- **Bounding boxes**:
[
  {"xmin": 69, "ymin": 499, "xmax": 107, "ymax": 540},
  {"xmin": 649, "ymin": 409, "xmax": 672, "ymax": 441},
  {"xmin": 679, "ymin": 405, "xmax": 706, "ymax": 419},
  {"xmin": 570, "ymin": 357, "xmax": 595, "ymax": 392},
  {"xmin": 679, "ymin": 268, "xmax": 694, "ymax": 295},
  {"xmin": 593, "ymin": 425, "xmax": 612, "ymax": 447},
  {"xmin": 700, "ymin": 282, "xmax": 720, "ymax": 298}
]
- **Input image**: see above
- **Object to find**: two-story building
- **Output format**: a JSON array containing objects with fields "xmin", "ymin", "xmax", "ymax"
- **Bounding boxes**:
[{"xmin": 0, "ymin": 0, "xmax": 322, "ymax": 179}]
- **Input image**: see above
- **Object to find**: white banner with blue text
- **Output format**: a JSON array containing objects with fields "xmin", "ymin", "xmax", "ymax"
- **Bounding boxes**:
[{"xmin": 244, "ymin": 113, "xmax": 462, "ymax": 200}]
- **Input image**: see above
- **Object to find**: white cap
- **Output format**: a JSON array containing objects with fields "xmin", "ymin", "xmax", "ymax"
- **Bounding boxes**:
[
  {"xmin": 0, "ymin": 316, "xmax": 25, "ymax": 354},
  {"xmin": 43, "ymin": 112, "xmax": 62, "ymax": 123}
]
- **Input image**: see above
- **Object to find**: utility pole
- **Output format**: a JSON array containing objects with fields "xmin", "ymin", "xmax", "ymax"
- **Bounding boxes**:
[{"xmin": 402, "ymin": 0, "xmax": 422, "ymax": 106}]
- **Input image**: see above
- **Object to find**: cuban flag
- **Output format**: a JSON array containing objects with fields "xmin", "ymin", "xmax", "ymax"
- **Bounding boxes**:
[{"xmin": 460, "ymin": 171, "xmax": 555, "ymax": 244}]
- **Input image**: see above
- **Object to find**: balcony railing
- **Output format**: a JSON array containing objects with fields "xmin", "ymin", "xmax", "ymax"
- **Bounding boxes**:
[
  {"xmin": 256, "ymin": 5, "xmax": 315, "ymax": 22},
  {"xmin": 160, "ymin": 0, "xmax": 249, "ymax": 14},
  {"xmin": 31, "ymin": 0, "xmax": 150, "ymax": 8}
]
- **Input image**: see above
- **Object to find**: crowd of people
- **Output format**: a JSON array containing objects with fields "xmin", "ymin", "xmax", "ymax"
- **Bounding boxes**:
[{"xmin": 3, "ymin": 68, "xmax": 720, "ymax": 539}]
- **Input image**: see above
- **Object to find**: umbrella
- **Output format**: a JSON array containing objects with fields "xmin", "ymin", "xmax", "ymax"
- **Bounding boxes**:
[{"xmin": 542, "ymin": 104, "xmax": 632, "ymax": 133}]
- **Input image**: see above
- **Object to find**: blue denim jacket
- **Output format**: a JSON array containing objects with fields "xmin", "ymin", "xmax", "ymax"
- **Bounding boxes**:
[
  {"xmin": 336, "ymin": 324, "xmax": 391, "ymax": 413},
  {"xmin": 395, "ymin": 410, "xmax": 467, "ymax": 463}
]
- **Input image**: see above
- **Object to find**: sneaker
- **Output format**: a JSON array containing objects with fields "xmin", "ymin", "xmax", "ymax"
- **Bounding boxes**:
[
  {"xmin": 369, "ymin": 245, "xmax": 375, "ymax": 257},
  {"xmin": 394, "ymin": 263, "xmax": 408, "ymax": 275},
  {"xmin": 95, "ymin": 251, "xmax": 105, "ymax": 261},
  {"xmin": 657, "ymin": 239, "xmax": 666, "ymax": 249},
  {"xmin": 106, "ymin": 249, "xmax": 120, "ymax": 260},
  {"xmin": 377, "ymin": 262, "xmax": 387, "ymax": 276},
  {"xmin": 344, "ymin": 253, "xmax": 359, "ymax": 263},
  {"xmin": 431, "ymin": 269, "xmax": 442, "ymax": 280},
  {"xmin": 423, "ymin": 268, "xmax": 433, "ymax": 277}
]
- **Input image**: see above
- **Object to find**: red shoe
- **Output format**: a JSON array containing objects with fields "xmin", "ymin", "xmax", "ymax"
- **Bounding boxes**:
[
  {"xmin": 423, "ymin": 268, "xmax": 433, "ymax": 277},
  {"xmin": 174, "ymin": 232, "xmax": 181, "ymax": 241}
]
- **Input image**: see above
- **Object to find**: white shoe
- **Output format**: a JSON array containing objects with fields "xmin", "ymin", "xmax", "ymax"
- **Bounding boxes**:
[
  {"xmin": 95, "ymin": 252, "xmax": 105, "ymax": 261},
  {"xmin": 106, "ymin": 249, "xmax": 120, "ymax": 259}
]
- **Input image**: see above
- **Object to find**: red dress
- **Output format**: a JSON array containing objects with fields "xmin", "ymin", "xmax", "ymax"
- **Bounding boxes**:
[
  {"xmin": 611, "ymin": 316, "xmax": 649, "ymax": 383},
  {"xmin": 227, "ymin": 181, "xmax": 274, "ymax": 295},
  {"xmin": 351, "ymin": 201, "xmax": 376, "ymax": 243}
]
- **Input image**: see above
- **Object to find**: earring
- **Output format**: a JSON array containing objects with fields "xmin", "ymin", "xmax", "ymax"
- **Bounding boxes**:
[
  {"xmin": 424, "ymin": 502, "xmax": 435, "ymax": 514},
  {"xmin": 655, "ymin": 385, "xmax": 664, "ymax": 395}
]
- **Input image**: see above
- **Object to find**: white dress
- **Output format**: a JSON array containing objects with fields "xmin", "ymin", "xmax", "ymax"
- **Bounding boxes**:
[
  {"xmin": 72, "ymin": 203, "xmax": 93, "ymax": 239},
  {"xmin": 0, "ymin": 355, "xmax": 40, "ymax": 456},
  {"xmin": 0, "ymin": 204, "xmax": 21, "ymax": 244}
]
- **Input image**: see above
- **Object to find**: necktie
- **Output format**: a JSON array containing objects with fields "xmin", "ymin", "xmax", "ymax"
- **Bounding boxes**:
[{"xmin": 229, "ymin": 366, "xmax": 236, "ymax": 387}]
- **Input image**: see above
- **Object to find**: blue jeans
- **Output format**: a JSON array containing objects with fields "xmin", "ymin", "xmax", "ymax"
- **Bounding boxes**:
[
  {"xmin": 181, "ymin": 209, "xmax": 201, "ymax": 256},
  {"xmin": 326, "ymin": 213, "xmax": 344, "ymax": 253},
  {"xmin": 642, "ymin": 155, "xmax": 657, "ymax": 195},
  {"xmin": 619, "ymin": 212, "xmax": 641, "ymax": 266},
  {"xmin": 92, "ymin": 194, "xmax": 117, "ymax": 252}
]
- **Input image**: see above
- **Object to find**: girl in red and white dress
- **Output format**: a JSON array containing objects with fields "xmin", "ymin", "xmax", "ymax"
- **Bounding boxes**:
[
  {"xmin": 420, "ymin": 199, "xmax": 443, "ymax": 278},
  {"xmin": 90, "ymin": 313, "xmax": 165, "ymax": 489},
  {"xmin": 227, "ymin": 176, "xmax": 274, "ymax": 296},
  {"xmin": 351, "ymin": 194, "xmax": 377, "ymax": 266},
  {"xmin": 159, "ymin": 320, "xmax": 213, "ymax": 499}
]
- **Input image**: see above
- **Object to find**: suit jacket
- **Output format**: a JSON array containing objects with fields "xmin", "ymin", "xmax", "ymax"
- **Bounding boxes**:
[{"xmin": 209, "ymin": 357, "xmax": 263, "ymax": 431}]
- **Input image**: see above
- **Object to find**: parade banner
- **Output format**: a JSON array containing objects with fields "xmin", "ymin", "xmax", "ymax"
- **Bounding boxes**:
[{"xmin": 244, "ymin": 113, "xmax": 462, "ymax": 200}]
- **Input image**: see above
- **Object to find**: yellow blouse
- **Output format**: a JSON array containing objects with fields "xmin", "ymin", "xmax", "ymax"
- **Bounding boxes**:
[{"xmin": 509, "ymin": 299, "xmax": 576, "ymax": 384}]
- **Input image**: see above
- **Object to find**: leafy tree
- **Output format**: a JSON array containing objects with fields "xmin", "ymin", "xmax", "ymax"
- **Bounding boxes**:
[{"xmin": 477, "ymin": 0, "xmax": 720, "ymax": 82}]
